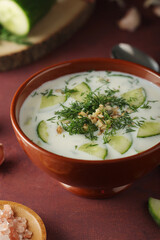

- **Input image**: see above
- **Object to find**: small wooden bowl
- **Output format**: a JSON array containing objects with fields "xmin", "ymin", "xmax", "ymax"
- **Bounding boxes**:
[{"xmin": 0, "ymin": 200, "xmax": 47, "ymax": 240}]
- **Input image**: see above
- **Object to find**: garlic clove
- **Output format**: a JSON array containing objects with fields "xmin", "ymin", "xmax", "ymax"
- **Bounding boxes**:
[
  {"xmin": 117, "ymin": 7, "xmax": 141, "ymax": 32},
  {"xmin": 153, "ymin": 5, "xmax": 160, "ymax": 16}
]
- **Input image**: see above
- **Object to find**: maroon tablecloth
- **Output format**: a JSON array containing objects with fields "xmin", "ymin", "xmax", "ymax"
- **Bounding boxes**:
[{"xmin": 1, "ymin": 1, "xmax": 160, "ymax": 239}]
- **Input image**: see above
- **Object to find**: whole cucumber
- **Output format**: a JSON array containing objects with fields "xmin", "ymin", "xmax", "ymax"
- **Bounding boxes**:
[{"xmin": 0, "ymin": 0, "xmax": 56, "ymax": 35}]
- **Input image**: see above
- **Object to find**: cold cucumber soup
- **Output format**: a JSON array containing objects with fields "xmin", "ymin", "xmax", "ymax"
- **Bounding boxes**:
[{"xmin": 19, "ymin": 71, "xmax": 160, "ymax": 160}]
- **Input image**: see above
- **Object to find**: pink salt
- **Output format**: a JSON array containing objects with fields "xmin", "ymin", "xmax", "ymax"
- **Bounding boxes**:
[{"xmin": 0, "ymin": 205, "xmax": 32, "ymax": 240}]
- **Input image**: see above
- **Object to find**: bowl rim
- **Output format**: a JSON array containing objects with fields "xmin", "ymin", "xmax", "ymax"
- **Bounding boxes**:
[{"xmin": 10, "ymin": 57, "xmax": 160, "ymax": 164}]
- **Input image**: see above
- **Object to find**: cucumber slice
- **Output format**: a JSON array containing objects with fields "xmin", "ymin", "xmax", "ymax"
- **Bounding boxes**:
[
  {"xmin": 37, "ymin": 120, "xmax": 49, "ymax": 143},
  {"xmin": 137, "ymin": 121, "xmax": 160, "ymax": 138},
  {"xmin": 122, "ymin": 87, "xmax": 145, "ymax": 108},
  {"xmin": 148, "ymin": 197, "xmax": 160, "ymax": 226},
  {"xmin": 70, "ymin": 82, "xmax": 91, "ymax": 102},
  {"xmin": 108, "ymin": 135, "xmax": 132, "ymax": 154},
  {"xmin": 78, "ymin": 143, "xmax": 108, "ymax": 160},
  {"xmin": 0, "ymin": 0, "xmax": 55, "ymax": 35},
  {"xmin": 40, "ymin": 95, "xmax": 66, "ymax": 109},
  {"xmin": 0, "ymin": 1, "xmax": 29, "ymax": 35}
]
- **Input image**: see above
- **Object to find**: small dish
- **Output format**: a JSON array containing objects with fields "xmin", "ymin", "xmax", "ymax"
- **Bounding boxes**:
[{"xmin": 0, "ymin": 200, "xmax": 47, "ymax": 240}]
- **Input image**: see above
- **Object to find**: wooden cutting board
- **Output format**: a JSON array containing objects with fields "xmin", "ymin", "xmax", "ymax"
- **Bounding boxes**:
[{"xmin": 0, "ymin": 0, "xmax": 95, "ymax": 71}]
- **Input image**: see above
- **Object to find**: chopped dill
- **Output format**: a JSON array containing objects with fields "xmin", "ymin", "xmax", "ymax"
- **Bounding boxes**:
[
  {"xmin": 150, "ymin": 116, "xmax": 156, "ymax": 120},
  {"xmin": 105, "ymin": 88, "xmax": 119, "ymax": 96},
  {"xmin": 99, "ymin": 78, "xmax": 110, "ymax": 85},
  {"xmin": 40, "ymin": 89, "xmax": 54, "ymax": 97},
  {"xmin": 85, "ymin": 78, "xmax": 91, "ymax": 83},
  {"xmin": 65, "ymin": 73, "xmax": 89, "ymax": 85},
  {"xmin": 141, "ymin": 100, "xmax": 158, "ymax": 109},
  {"xmin": 86, "ymin": 143, "xmax": 98, "ymax": 148},
  {"xmin": 107, "ymin": 73, "xmax": 134, "ymax": 79},
  {"xmin": 32, "ymin": 89, "xmax": 56, "ymax": 98},
  {"xmin": 128, "ymin": 78, "xmax": 139, "ymax": 85},
  {"xmin": 65, "ymin": 74, "xmax": 81, "ymax": 85},
  {"xmin": 141, "ymin": 101, "xmax": 151, "ymax": 109},
  {"xmin": 0, "ymin": 27, "xmax": 32, "ymax": 45},
  {"xmin": 125, "ymin": 128, "xmax": 136, "ymax": 133},
  {"xmin": 54, "ymin": 88, "xmax": 143, "ymax": 142},
  {"xmin": 47, "ymin": 89, "xmax": 54, "ymax": 97},
  {"xmin": 31, "ymin": 91, "xmax": 38, "ymax": 97},
  {"xmin": 61, "ymin": 86, "xmax": 78, "ymax": 99},
  {"xmin": 61, "ymin": 117, "xmax": 98, "ymax": 140},
  {"xmin": 47, "ymin": 116, "xmax": 56, "ymax": 122},
  {"xmin": 56, "ymin": 102, "xmax": 82, "ymax": 119},
  {"xmin": 149, "ymin": 100, "xmax": 158, "ymax": 103}
]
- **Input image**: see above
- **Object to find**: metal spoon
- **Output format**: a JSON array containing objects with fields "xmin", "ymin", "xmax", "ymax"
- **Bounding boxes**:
[{"xmin": 111, "ymin": 43, "xmax": 160, "ymax": 72}]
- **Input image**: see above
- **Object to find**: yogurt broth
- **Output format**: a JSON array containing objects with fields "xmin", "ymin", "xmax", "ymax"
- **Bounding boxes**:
[{"xmin": 19, "ymin": 71, "xmax": 160, "ymax": 160}]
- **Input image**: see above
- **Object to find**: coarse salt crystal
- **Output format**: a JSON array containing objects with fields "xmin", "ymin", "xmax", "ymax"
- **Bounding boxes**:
[{"xmin": 0, "ymin": 205, "xmax": 32, "ymax": 240}]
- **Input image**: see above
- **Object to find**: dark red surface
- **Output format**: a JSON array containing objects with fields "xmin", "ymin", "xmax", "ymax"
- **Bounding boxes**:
[{"xmin": 1, "ymin": 0, "xmax": 160, "ymax": 239}]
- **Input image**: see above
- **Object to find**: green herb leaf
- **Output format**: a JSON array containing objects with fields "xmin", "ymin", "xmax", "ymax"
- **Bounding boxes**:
[
  {"xmin": 47, "ymin": 116, "xmax": 56, "ymax": 122},
  {"xmin": 62, "ymin": 86, "xmax": 78, "ymax": 99},
  {"xmin": 40, "ymin": 89, "xmax": 55, "ymax": 97},
  {"xmin": 61, "ymin": 117, "xmax": 98, "ymax": 141},
  {"xmin": 54, "ymin": 88, "xmax": 143, "ymax": 143},
  {"xmin": 0, "ymin": 27, "xmax": 32, "ymax": 45},
  {"xmin": 141, "ymin": 100, "xmax": 158, "ymax": 109},
  {"xmin": 107, "ymin": 73, "xmax": 133, "ymax": 79}
]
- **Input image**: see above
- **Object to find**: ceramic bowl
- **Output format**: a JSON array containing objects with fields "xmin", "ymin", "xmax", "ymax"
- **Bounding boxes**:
[
  {"xmin": 10, "ymin": 58, "xmax": 160, "ymax": 198},
  {"xmin": 0, "ymin": 200, "xmax": 46, "ymax": 239}
]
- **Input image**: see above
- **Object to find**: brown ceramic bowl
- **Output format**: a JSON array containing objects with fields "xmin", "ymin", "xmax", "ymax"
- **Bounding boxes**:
[
  {"xmin": 10, "ymin": 58, "xmax": 160, "ymax": 198},
  {"xmin": 0, "ymin": 200, "xmax": 46, "ymax": 239}
]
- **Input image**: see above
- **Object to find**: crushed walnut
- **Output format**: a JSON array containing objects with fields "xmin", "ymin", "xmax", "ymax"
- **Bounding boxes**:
[
  {"xmin": 59, "ymin": 104, "xmax": 122, "ymax": 136},
  {"xmin": 55, "ymin": 89, "xmax": 62, "ymax": 93},
  {"xmin": 56, "ymin": 103, "xmax": 125, "ymax": 135},
  {"xmin": 57, "ymin": 125, "xmax": 63, "ymax": 134},
  {"xmin": 0, "ymin": 204, "xmax": 32, "ymax": 240},
  {"xmin": 88, "ymin": 104, "xmax": 120, "ymax": 134}
]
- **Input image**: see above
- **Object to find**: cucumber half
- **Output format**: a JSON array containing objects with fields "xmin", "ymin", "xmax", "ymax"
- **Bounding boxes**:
[
  {"xmin": 0, "ymin": 0, "xmax": 55, "ymax": 35},
  {"xmin": 37, "ymin": 120, "xmax": 49, "ymax": 143},
  {"xmin": 122, "ymin": 87, "xmax": 145, "ymax": 108},
  {"xmin": 108, "ymin": 135, "xmax": 132, "ymax": 154},
  {"xmin": 70, "ymin": 82, "xmax": 91, "ymax": 102},
  {"xmin": 148, "ymin": 197, "xmax": 160, "ymax": 226},
  {"xmin": 0, "ymin": 1, "xmax": 29, "ymax": 35},
  {"xmin": 137, "ymin": 121, "xmax": 160, "ymax": 138},
  {"xmin": 78, "ymin": 143, "xmax": 108, "ymax": 160},
  {"xmin": 40, "ymin": 95, "xmax": 66, "ymax": 109}
]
